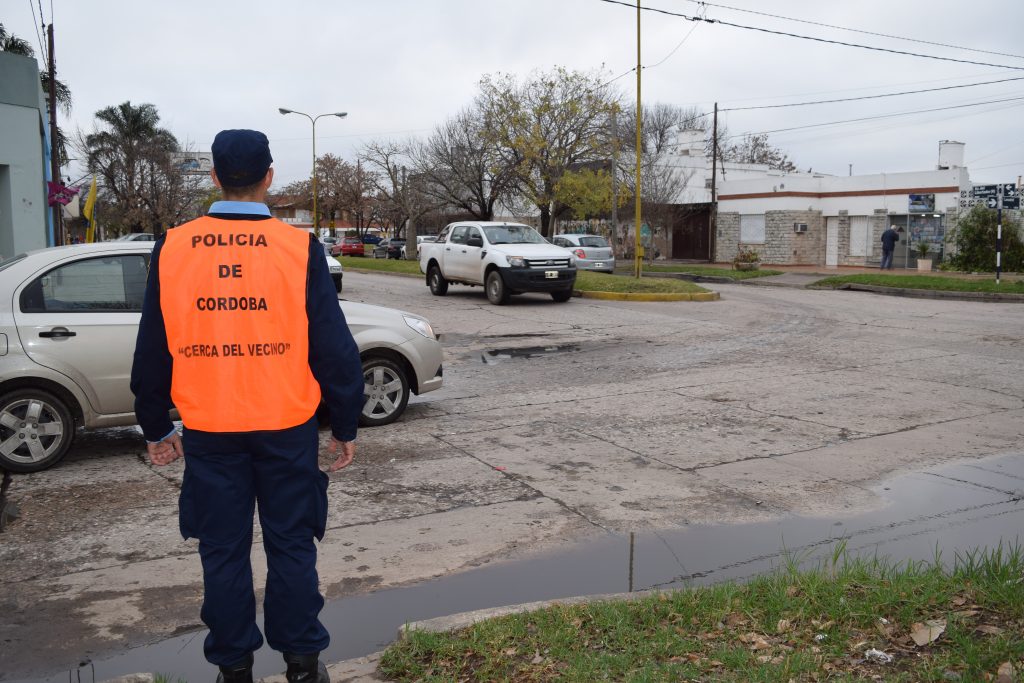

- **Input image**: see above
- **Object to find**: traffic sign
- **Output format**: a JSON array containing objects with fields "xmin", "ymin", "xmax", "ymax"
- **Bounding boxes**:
[
  {"xmin": 1004, "ymin": 184, "xmax": 1019, "ymax": 199},
  {"xmin": 972, "ymin": 184, "xmax": 998, "ymax": 199},
  {"xmin": 1004, "ymin": 196, "xmax": 1021, "ymax": 210},
  {"xmin": 986, "ymin": 197, "xmax": 999, "ymax": 209}
]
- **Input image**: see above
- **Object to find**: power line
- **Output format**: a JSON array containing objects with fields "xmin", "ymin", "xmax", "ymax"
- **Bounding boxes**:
[
  {"xmin": 595, "ymin": 0, "xmax": 1024, "ymax": 72},
  {"xmin": 728, "ymin": 95, "xmax": 1024, "ymax": 140},
  {"xmin": 26, "ymin": 0, "xmax": 45, "ymax": 58},
  {"xmin": 721, "ymin": 77, "xmax": 1024, "ymax": 112},
  {"xmin": 680, "ymin": 0, "xmax": 1024, "ymax": 62},
  {"xmin": 646, "ymin": 4, "xmax": 705, "ymax": 69}
]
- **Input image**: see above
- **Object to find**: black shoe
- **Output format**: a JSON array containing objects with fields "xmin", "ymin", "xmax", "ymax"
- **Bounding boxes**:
[
  {"xmin": 283, "ymin": 653, "xmax": 329, "ymax": 683},
  {"xmin": 215, "ymin": 652, "xmax": 254, "ymax": 683}
]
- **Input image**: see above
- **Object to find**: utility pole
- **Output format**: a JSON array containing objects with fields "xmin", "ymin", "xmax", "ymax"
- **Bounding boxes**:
[
  {"xmin": 709, "ymin": 102, "xmax": 718, "ymax": 263},
  {"xmin": 634, "ymin": 0, "xmax": 643, "ymax": 278},
  {"xmin": 996, "ymin": 189, "xmax": 1003, "ymax": 285},
  {"xmin": 611, "ymin": 107, "xmax": 619, "ymax": 256},
  {"xmin": 47, "ymin": 24, "xmax": 63, "ymax": 246}
]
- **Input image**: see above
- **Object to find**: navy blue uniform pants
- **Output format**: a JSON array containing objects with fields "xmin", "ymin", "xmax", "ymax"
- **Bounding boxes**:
[{"xmin": 179, "ymin": 417, "xmax": 330, "ymax": 666}]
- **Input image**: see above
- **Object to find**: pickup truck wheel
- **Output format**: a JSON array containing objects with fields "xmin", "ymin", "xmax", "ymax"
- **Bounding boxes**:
[
  {"xmin": 486, "ymin": 270, "xmax": 510, "ymax": 305},
  {"xmin": 428, "ymin": 265, "xmax": 449, "ymax": 296},
  {"xmin": 0, "ymin": 389, "xmax": 75, "ymax": 473},
  {"xmin": 551, "ymin": 289, "xmax": 573, "ymax": 303},
  {"xmin": 359, "ymin": 357, "xmax": 410, "ymax": 427}
]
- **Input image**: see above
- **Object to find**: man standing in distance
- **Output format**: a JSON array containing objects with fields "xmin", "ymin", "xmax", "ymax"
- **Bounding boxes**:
[
  {"xmin": 880, "ymin": 224, "xmax": 901, "ymax": 270},
  {"xmin": 131, "ymin": 129, "xmax": 362, "ymax": 682}
]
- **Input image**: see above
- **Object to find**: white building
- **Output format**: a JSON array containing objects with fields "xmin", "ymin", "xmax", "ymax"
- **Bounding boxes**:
[{"xmin": 715, "ymin": 141, "xmax": 971, "ymax": 267}]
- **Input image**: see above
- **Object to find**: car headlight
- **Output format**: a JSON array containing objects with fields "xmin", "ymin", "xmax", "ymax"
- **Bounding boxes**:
[
  {"xmin": 403, "ymin": 315, "xmax": 435, "ymax": 339},
  {"xmin": 569, "ymin": 254, "xmax": 577, "ymax": 267},
  {"xmin": 506, "ymin": 255, "xmax": 526, "ymax": 268}
]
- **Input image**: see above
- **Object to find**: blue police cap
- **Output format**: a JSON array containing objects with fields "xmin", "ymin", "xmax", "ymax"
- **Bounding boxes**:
[{"xmin": 211, "ymin": 129, "xmax": 273, "ymax": 187}]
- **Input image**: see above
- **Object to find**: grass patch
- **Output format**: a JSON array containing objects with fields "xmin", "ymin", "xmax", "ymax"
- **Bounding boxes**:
[
  {"xmin": 337, "ymin": 255, "xmax": 422, "ymax": 275},
  {"xmin": 575, "ymin": 271, "xmax": 708, "ymax": 294},
  {"xmin": 814, "ymin": 273, "xmax": 1024, "ymax": 293},
  {"xmin": 336, "ymin": 258, "xmax": 709, "ymax": 293},
  {"xmin": 380, "ymin": 543, "xmax": 1024, "ymax": 682},
  {"xmin": 641, "ymin": 264, "xmax": 784, "ymax": 280}
]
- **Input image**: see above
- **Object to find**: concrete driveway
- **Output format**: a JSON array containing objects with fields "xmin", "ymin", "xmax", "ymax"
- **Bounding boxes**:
[{"xmin": 2, "ymin": 272, "xmax": 1023, "ymax": 679}]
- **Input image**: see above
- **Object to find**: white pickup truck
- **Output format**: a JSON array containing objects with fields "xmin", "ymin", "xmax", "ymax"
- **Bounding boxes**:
[{"xmin": 419, "ymin": 221, "xmax": 577, "ymax": 305}]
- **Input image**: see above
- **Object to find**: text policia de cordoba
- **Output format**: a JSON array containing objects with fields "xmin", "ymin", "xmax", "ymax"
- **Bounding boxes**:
[{"xmin": 177, "ymin": 231, "xmax": 287, "ymax": 359}]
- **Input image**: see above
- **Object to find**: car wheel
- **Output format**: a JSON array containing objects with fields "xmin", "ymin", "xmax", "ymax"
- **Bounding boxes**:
[
  {"xmin": 428, "ymin": 265, "xmax": 449, "ymax": 296},
  {"xmin": 551, "ymin": 289, "xmax": 573, "ymax": 303},
  {"xmin": 486, "ymin": 270, "xmax": 509, "ymax": 305},
  {"xmin": 360, "ymin": 356, "xmax": 410, "ymax": 427},
  {"xmin": 0, "ymin": 389, "xmax": 75, "ymax": 473}
]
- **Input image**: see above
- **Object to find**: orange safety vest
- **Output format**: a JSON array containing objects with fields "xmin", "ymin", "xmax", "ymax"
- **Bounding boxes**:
[{"xmin": 159, "ymin": 215, "xmax": 321, "ymax": 432}]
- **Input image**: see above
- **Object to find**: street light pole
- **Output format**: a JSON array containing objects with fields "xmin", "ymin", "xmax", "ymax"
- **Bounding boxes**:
[{"xmin": 278, "ymin": 108, "xmax": 347, "ymax": 232}]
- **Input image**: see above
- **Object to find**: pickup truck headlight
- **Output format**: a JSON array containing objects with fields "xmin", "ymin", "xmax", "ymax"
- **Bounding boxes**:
[
  {"xmin": 403, "ymin": 315, "xmax": 435, "ymax": 339},
  {"xmin": 506, "ymin": 255, "xmax": 526, "ymax": 268},
  {"xmin": 569, "ymin": 254, "xmax": 577, "ymax": 267}
]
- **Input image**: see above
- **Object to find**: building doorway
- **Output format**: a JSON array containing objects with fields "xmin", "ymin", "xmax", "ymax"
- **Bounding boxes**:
[{"xmin": 670, "ymin": 204, "xmax": 711, "ymax": 260}]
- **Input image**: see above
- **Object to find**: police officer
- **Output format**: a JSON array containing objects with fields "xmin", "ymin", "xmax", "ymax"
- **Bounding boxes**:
[{"xmin": 131, "ymin": 129, "xmax": 363, "ymax": 682}]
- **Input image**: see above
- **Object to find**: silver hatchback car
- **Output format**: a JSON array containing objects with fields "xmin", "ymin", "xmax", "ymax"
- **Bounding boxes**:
[
  {"xmin": 0, "ymin": 242, "xmax": 443, "ymax": 472},
  {"xmin": 552, "ymin": 234, "xmax": 615, "ymax": 273}
]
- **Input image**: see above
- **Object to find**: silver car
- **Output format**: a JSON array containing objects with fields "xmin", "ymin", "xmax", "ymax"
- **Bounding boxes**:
[
  {"xmin": 552, "ymin": 234, "xmax": 615, "ymax": 273},
  {"xmin": 0, "ymin": 242, "xmax": 443, "ymax": 472}
]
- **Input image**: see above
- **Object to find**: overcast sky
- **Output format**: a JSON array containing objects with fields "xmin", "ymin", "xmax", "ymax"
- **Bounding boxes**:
[{"xmin": 6, "ymin": 0, "xmax": 1023, "ymax": 187}]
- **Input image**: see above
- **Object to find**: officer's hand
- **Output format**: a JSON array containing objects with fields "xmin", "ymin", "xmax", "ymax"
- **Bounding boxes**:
[
  {"xmin": 324, "ymin": 438, "xmax": 355, "ymax": 472},
  {"xmin": 147, "ymin": 431, "xmax": 184, "ymax": 466}
]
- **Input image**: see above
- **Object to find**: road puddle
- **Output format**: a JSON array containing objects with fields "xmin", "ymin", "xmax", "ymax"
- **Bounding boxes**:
[
  {"xmin": 481, "ymin": 344, "xmax": 582, "ymax": 364},
  {"xmin": 10, "ymin": 453, "xmax": 1023, "ymax": 682}
]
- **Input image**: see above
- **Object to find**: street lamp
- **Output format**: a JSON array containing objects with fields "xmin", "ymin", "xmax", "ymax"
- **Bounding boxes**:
[{"xmin": 278, "ymin": 108, "xmax": 348, "ymax": 232}]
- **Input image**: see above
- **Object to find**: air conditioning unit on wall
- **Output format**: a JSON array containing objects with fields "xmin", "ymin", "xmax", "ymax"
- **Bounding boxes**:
[{"xmin": 793, "ymin": 223, "xmax": 808, "ymax": 233}]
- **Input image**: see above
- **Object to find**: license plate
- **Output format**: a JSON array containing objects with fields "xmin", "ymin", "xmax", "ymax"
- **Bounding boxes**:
[
  {"xmin": 545, "ymin": 270, "xmax": 558, "ymax": 279},
  {"xmin": 593, "ymin": 262, "xmax": 604, "ymax": 268}
]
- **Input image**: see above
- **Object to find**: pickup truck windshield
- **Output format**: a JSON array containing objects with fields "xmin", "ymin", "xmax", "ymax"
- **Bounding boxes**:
[{"xmin": 483, "ymin": 225, "xmax": 547, "ymax": 245}]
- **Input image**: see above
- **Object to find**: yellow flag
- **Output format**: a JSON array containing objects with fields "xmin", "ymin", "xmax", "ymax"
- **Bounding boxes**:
[{"xmin": 83, "ymin": 176, "xmax": 97, "ymax": 243}]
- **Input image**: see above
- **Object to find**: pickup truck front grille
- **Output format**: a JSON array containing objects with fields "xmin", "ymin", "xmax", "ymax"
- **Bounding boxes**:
[{"xmin": 525, "ymin": 258, "xmax": 571, "ymax": 269}]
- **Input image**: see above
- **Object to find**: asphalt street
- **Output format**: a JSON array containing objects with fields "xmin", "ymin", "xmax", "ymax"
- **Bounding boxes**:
[{"xmin": 2, "ymin": 271, "xmax": 1023, "ymax": 679}]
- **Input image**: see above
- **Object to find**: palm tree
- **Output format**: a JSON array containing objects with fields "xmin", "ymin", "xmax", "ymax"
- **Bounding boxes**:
[
  {"xmin": 83, "ymin": 101, "xmax": 186, "ymax": 234},
  {"xmin": 0, "ymin": 23, "xmax": 72, "ymax": 164}
]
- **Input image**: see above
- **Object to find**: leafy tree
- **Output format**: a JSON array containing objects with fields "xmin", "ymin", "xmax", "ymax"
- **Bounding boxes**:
[
  {"xmin": 79, "ymin": 101, "xmax": 206, "ymax": 235},
  {"xmin": 554, "ymin": 167, "xmax": 625, "ymax": 220},
  {"xmin": 361, "ymin": 140, "xmax": 442, "ymax": 255},
  {"xmin": 948, "ymin": 205, "xmax": 1024, "ymax": 272},
  {"xmin": 724, "ymin": 133, "xmax": 796, "ymax": 172},
  {"xmin": 478, "ymin": 67, "xmax": 620, "ymax": 236},
  {"xmin": 1, "ymin": 22, "xmax": 72, "ymax": 165}
]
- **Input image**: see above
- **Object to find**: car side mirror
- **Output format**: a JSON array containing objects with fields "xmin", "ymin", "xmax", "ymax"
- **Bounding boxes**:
[{"xmin": 467, "ymin": 235, "xmax": 483, "ymax": 248}]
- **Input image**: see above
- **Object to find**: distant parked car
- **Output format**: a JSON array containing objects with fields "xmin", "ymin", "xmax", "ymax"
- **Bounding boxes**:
[
  {"xmin": 0, "ymin": 242, "xmax": 443, "ymax": 472},
  {"xmin": 373, "ymin": 239, "xmax": 405, "ymax": 259},
  {"xmin": 401, "ymin": 235, "xmax": 437, "ymax": 259},
  {"xmin": 552, "ymin": 234, "xmax": 615, "ymax": 273},
  {"xmin": 333, "ymin": 237, "xmax": 365, "ymax": 257},
  {"xmin": 361, "ymin": 233, "xmax": 383, "ymax": 245}
]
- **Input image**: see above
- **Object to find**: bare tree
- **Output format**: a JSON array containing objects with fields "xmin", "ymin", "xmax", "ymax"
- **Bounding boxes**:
[
  {"xmin": 724, "ymin": 133, "xmax": 796, "ymax": 172},
  {"xmin": 362, "ymin": 140, "xmax": 445, "ymax": 256},
  {"xmin": 410, "ymin": 108, "xmax": 517, "ymax": 221},
  {"xmin": 478, "ymin": 67, "xmax": 620, "ymax": 237}
]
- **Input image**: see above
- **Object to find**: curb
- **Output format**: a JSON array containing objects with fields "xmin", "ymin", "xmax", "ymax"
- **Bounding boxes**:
[
  {"xmin": 577, "ymin": 290, "xmax": 720, "ymax": 302},
  {"xmin": 822, "ymin": 283, "xmax": 1024, "ymax": 303},
  {"xmin": 400, "ymin": 590, "xmax": 662, "ymax": 638}
]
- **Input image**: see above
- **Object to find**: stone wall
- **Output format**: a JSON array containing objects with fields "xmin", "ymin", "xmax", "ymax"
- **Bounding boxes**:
[{"xmin": 715, "ymin": 212, "xmax": 740, "ymax": 262}]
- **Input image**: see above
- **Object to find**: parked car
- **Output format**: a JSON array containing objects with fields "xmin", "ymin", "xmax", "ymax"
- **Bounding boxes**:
[
  {"xmin": 326, "ymin": 252, "xmax": 343, "ymax": 292},
  {"xmin": 401, "ymin": 235, "xmax": 437, "ymax": 260},
  {"xmin": 361, "ymin": 233, "xmax": 383, "ymax": 245},
  {"xmin": 332, "ymin": 237, "xmax": 365, "ymax": 257},
  {"xmin": 552, "ymin": 234, "xmax": 615, "ymax": 273},
  {"xmin": 372, "ymin": 239, "xmax": 406, "ymax": 259},
  {"xmin": 320, "ymin": 236, "xmax": 340, "ymax": 255},
  {"xmin": 0, "ymin": 242, "xmax": 443, "ymax": 472}
]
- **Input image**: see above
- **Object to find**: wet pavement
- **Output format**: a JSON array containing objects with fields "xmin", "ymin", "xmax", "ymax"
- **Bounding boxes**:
[{"xmin": 9, "ymin": 452, "xmax": 1022, "ymax": 683}]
